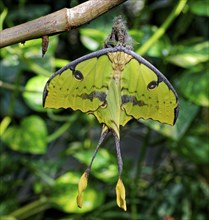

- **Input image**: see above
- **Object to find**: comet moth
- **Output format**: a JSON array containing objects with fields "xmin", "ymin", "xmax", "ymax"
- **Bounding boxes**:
[{"xmin": 43, "ymin": 16, "xmax": 179, "ymax": 211}]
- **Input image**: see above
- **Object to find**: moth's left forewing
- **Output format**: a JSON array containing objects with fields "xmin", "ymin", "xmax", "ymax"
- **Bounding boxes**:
[
  {"xmin": 43, "ymin": 51, "xmax": 112, "ymax": 113},
  {"xmin": 121, "ymin": 51, "xmax": 179, "ymax": 125}
]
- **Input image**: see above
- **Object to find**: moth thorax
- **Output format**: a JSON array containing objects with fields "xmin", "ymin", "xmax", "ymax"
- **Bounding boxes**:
[
  {"xmin": 112, "ymin": 63, "xmax": 124, "ymax": 72},
  {"xmin": 108, "ymin": 52, "xmax": 132, "ymax": 66}
]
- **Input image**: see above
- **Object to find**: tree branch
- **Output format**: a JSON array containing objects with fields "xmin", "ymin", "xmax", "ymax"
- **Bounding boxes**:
[{"xmin": 0, "ymin": 0, "xmax": 127, "ymax": 48}]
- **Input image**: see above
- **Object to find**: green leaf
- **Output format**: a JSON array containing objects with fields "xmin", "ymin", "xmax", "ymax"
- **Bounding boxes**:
[
  {"xmin": 0, "ymin": 37, "xmax": 58, "ymax": 77},
  {"xmin": 23, "ymin": 75, "xmax": 48, "ymax": 111},
  {"xmin": 73, "ymin": 147, "xmax": 118, "ymax": 183},
  {"xmin": 54, "ymin": 58, "xmax": 70, "ymax": 69},
  {"xmin": 80, "ymin": 28, "xmax": 107, "ymax": 51},
  {"xmin": 2, "ymin": 115, "xmax": 47, "ymax": 154},
  {"xmin": 178, "ymin": 68, "xmax": 209, "ymax": 107},
  {"xmin": 167, "ymin": 41, "xmax": 209, "ymax": 68},
  {"xmin": 50, "ymin": 172, "xmax": 105, "ymax": 213},
  {"xmin": 189, "ymin": 0, "xmax": 209, "ymax": 17}
]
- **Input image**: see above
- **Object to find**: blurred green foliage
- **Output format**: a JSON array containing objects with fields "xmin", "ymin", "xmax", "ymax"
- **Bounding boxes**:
[{"xmin": 0, "ymin": 0, "xmax": 208, "ymax": 220}]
